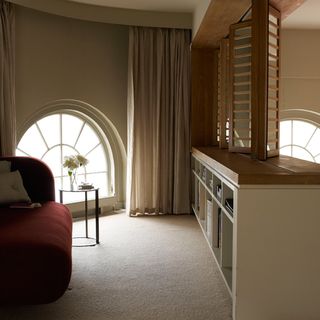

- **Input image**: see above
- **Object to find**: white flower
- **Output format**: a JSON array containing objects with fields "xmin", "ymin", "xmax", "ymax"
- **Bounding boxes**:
[{"xmin": 63, "ymin": 154, "xmax": 89, "ymax": 174}]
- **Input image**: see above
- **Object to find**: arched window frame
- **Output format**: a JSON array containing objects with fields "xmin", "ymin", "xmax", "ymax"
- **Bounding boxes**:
[
  {"xmin": 16, "ymin": 100, "xmax": 126, "ymax": 208},
  {"xmin": 280, "ymin": 109, "xmax": 320, "ymax": 164},
  {"xmin": 17, "ymin": 110, "xmax": 114, "ymax": 200}
]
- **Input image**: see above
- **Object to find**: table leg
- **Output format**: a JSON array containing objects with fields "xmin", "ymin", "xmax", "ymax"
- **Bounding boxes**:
[
  {"xmin": 59, "ymin": 190, "xmax": 63, "ymax": 204},
  {"xmin": 85, "ymin": 191, "xmax": 88, "ymax": 238},
  {"xmin": 95, "ymin": 189, "xmax": 99, "ymax": 244}
]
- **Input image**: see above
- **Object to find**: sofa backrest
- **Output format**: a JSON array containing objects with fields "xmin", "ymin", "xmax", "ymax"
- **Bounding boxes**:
[{"xmin": 0, "ymin": 156, "xmax": 55, "ymax": 202}]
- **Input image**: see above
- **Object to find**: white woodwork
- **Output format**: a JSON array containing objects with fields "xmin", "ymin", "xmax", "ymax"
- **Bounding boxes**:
[{"xmin": 192, "ymin": 152, "xmax": 320, "ymax": 320}]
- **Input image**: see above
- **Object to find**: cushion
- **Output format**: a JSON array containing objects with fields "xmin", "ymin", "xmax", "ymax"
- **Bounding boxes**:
[
  {"xmin": 0, "ymin": 171, "xmax": 31, "ymax": 204},
  {"xmin": 0, "ymin": 160, "xmax": 11, "ymax": 173}
]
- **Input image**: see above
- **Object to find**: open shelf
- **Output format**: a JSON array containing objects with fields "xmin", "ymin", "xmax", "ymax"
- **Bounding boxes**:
[{"xmin": 191, "ymin": 155, "xmax": 234, "ymax": 294}]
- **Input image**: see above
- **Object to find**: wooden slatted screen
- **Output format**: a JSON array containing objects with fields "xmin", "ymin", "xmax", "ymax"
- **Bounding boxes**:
[
  {"xmin": 217, "ymin": 39, "xmax": 230, "ymax": 148},
  {"xmin": 267, "ymin": 6, "xmax": 280, "ymax": 157},
  {"xmin": 229, "ymin": 21, "xmax": 252, "ymax": 153}
]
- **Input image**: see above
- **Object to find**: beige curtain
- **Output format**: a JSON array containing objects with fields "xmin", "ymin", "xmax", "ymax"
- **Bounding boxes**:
[
  {"xmin": 127, "ymin": 26, "xmax": 191, "ymax": 216},
  {"xmin": 0, "ymin": 0, "xmax": 15, "ymax": 156}
]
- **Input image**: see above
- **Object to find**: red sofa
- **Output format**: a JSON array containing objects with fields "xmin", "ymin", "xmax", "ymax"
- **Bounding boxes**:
[{"xmin": 0, "ymin": 157, "xmax": 72, "ymax": 304}]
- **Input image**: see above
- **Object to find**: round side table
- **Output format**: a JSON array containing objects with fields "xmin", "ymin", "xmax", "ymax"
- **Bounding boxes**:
[{"xmin": 59, "ymin": 188, "xmax": 100, "ymax": 247}]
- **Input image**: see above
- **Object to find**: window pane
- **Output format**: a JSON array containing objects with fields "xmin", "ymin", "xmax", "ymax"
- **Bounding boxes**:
[
  {"xmin": 292, "ymin": 120, "xmax": 316, "ymax": 147},
  {"xmin": 62, "ymin": 114, "xmax": 84, "ymax": 147},
  {"xmin": 76, "ymin": 173, "xmax": 87, "ymax": 186},
  {"xmin": 75, "ymin": 124, "xmax": 100, "ymax": 155},
  {"xmin": 16, "ymin": 149, "xmax": 28, "ymax": 156},
  {"xmin": 85, "ymin": 144, "xmax": 107, "ymax": 173},
  {"xmin": 280, "ymin": 120, "xmax": 292, "ymax": 147},
  {"xmin": 280, "ymin": 146, "xmax": 292, "ymax": 157},
  {"xmin": 42, "ymin": 146, "xmax": 62, "ymax": 177},
  {"xmin": 292, "ymin": 146, "xmax": 314, "ymax": 162},
  {"xmin": 37, "ymin": 114, "xmax": 60, "ymax": 148},
  {"xmin": 85, "ymin": 172, "xmax": 108, "ymax": 197},
  {"xmin": 306, "ymin": 128, "xmax": 320, "ymax": 157},
  {"xmin": 17, "ymin": 125, "xmax": 47, "ymax": 158}
]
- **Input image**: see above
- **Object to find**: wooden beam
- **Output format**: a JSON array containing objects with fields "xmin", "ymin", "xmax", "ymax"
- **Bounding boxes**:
[
  {"xmin": 193, "ymin": 0, "xmax": 251, "ymax": 49},
  {"xmin": 193, "ymin": 0, "xmax": 305, "ymax": 50},
  {"xmin": 270, "ymin": 0, "xmax": 306, "ymax": 20}
]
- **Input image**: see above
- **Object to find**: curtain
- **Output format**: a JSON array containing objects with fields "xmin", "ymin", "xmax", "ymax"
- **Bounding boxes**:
[
  {"xmin": 127, "ymin": 26, "xmax": 191, "ymax": 216},
  {"xmin": 0, "ymin": 0, "xmax": 15, "ymax": 156}
]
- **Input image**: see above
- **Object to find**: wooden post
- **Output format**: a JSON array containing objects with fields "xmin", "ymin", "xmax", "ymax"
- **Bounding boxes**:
[
  {"xmin": 251, "ymin": 0, "xmax": 269, "ymax": 160},
  {"xmin": 219, "ymin": 39, "xmax": 230, "ymax": 149},
  {"xmin": 191, "ymin": 47, "xmax": 218, "ymax": 147},
  {"xmin": 213, "ymin": 48, "xmax": 219, "ymax": 147}
]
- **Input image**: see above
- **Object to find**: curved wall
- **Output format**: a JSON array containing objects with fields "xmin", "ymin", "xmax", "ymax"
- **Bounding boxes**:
[
  {"xmin": 8, "ymin": 0, "xmax": 192, "ymax": 29},
  {"xmin": 15, "ymin": 6, "xmax": 128, "ymax": 210},
  {"xmin": 280, "ymin": 29, "xmax": 320, "ymax": 121}
]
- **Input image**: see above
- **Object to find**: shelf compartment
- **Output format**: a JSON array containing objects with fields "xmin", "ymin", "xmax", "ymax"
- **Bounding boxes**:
[
  {"xmin": 198, "ymin": 183, "xmax": 206, "ymax": 228},
  {"xmin": 210, "ymin": 205, "xmax": 222, "ymax": 264},
  {"xmin": 221, "ymin": 212, "xmax": 233, "ymax": 290},
  {"xmin": 222, "ymin": 182, "xmax": 234, "ymax": 222},
  {"xmin": 206, "ymin": 170, "xmax": 213, "ymax": 190},
  {"xmin": 191, "ymin": 154, "xmax": 234, "ymax": 298},
  {"xmin": 194, "ymin": 157, "xmax": 201, "ymax": 176}
]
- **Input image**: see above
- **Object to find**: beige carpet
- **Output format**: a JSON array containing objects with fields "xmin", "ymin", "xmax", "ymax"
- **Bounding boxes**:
[{"xmin": 0, "ymin": 211, "xmax": 232, "ymax": 320}]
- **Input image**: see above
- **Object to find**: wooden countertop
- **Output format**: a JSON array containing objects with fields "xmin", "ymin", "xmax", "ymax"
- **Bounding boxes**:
[{"xmin": 192, "ymin": 147, "xmax": 320, "ymax": 185}]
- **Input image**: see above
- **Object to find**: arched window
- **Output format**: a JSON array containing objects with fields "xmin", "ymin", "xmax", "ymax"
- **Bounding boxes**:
[
  {"xmin": 280, "ymin": 119, "xmax": 320, "ymax": 163},
  {"xmin": 16, "ymin": 112, "xmax": 114, "ymax": 203}
]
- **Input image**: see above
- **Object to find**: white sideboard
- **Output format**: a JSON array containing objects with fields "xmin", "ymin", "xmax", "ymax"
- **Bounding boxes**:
[{"xmin": 191, "ymin": 147, "xmax": 320, "ymax": 320}]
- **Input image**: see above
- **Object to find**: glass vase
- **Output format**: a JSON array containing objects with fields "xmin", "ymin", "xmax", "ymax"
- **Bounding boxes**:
[
  {"xmin": 69, "ymin": 175, "xmax": 74, "ymax": 191},
  {"xmin": 69, "ymin": 173, "xmax": 77, "ymax": 191}
]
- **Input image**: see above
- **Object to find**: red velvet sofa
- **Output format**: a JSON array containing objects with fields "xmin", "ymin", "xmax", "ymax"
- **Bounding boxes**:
[{"xmin": 0, "ymin": 157, "xmax": 72, "ymax": 304}]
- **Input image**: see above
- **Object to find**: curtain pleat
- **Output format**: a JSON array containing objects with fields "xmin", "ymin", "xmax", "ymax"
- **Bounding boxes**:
[
  {"xmin": 127, "ymin": 27, "xmax": 191, "ymax": 215},
  {"xmin": 0, "ymin": 0, "xmax": 15, "ymax": 156}
]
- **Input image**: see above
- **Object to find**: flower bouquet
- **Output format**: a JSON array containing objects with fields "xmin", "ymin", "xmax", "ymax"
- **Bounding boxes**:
[{"xmin": 63, "ymin": 154, "xmax": 89, "ymax": 191}]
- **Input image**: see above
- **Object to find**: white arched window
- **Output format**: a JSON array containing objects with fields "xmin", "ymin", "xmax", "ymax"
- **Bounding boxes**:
[
  {"xmin": 17, "ymin": 112, "xmax": 114, "ymax": 203},
  {"xmin": 280, "ymin": 119, "xmax": 320, "ymax": 164}
]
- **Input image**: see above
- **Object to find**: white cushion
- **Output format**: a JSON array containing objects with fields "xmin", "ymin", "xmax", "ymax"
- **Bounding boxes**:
[
  {"xmin": 0, "ymin": 171, "xmax": 31, "ymax": 204},
  {"xmin": 0, "ymin": 161, "xmax": 11, "ymax": 173}
]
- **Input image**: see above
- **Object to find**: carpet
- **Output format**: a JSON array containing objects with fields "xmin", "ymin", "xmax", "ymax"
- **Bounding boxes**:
[{"xmin": 0, "ymin": 211, "xmax": 232, "ymax": 320}]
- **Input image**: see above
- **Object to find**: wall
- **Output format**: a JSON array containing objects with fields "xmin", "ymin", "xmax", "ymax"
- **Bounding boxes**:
[
  {"xmin": 9, "ymin": 0, "xmax": 192, "ymax": 29},
  {"xmin": 15, "ymin": 5, "xmax": 128, "ymax": 211},
  {"xmin": 192, "ymin": 0, "xmax": 211, "ymax": 39},
  {"xmin": 280, "ymin": 29, "xmax": 320, "ymax": 121}
]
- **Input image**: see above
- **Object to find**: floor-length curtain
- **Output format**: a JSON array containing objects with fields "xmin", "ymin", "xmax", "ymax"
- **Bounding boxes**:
[
  {"xmin": 127, "ymin": 26, "xmax": 191, "ymax": 216},
  {"xmin": 0, "ymin": 0, "xmax": 15, "ymax": 156}
]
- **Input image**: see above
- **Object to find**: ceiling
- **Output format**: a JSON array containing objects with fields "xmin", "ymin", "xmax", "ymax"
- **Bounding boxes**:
[
  {"xmin": 10, "ymin": 0, "xmax": 320, "ymax": 30},
  {"xmin": 59, "ymin": 0, "xmax": 320, "ymax": 29},
  {"xmin": 66, "ymin": 0, "xmax": 198, "ymax": 13},
  {"xmin": 282, "ymin": 0, "xmax": 320, "ymax": 29},
  {"xmin": 8, "ymin": 0, "xmax": 194, "ymax": 29}
]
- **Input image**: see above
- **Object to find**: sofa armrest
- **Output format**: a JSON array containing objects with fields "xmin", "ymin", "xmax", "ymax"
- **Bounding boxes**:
[{"xmin": 0, "ymin": 156, "xmax": 55, "ymax": 202}]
